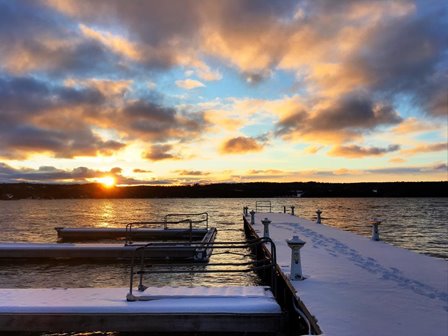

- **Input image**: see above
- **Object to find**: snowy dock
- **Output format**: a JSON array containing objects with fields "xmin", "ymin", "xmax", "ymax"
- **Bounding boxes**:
[
  {"xmin": 0, "ymin": 286, "xmax": 284, "ymax": 333},
  {"xmin": 55, "ymin": 227, "xmax": 209, "ymax": 242},
  {"xmin": 0, "ymin": 227, "xmax": 216, "ymax": 262},
  {"xmin": 244, "ymin": 211, "xmax": 448, "ymax": 336}
]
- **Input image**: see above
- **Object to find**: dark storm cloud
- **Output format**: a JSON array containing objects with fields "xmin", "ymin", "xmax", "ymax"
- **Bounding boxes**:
[{"xmin": 275, "ymin": 94, "xmax": 402, "ymax": 140}]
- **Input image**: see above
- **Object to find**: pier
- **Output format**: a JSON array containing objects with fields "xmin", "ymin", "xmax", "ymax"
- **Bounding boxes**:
[
  {"xmin": 244, "ymin": 207, "xmax": 448, "ymax": 335},
  {"xmin": 0, "ymin": 205, "xmax": 446, "ymax": 335}
]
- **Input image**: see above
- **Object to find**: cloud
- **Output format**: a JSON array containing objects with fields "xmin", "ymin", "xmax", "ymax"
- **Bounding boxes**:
[
  {"xmin": 244, "ymin": 70, "xmax": 272, "ymax": 85},
  {"xmin": 0, "ymin": 75, "xmax": 127, "ymax": 159},
  {"xmin": 329, "ymin": 144, "xmax": 401, "ymax": 158},
  {"xmin": 143, "ymin": 144, "xmax": 179, "ymax": 161},
  {"xmin": 175, "ymin": 79, "xmax": 205, "ymax": 90},
  {"xmin": 304, "ymin": 145, "xmax": 324, "ymax": 154},
  {"xmin": 0, "ymin": 74, "xmax": 208, "ymax": 159},
  {"xmin": 248, "ymin": 169, "xmax": 284, "ymax": 175},
  {"xmin": 391, "ymin": 117, "xmax": 439, "ymax": 134},
  {"xmin": 275, "ymin": 93, "xmax": 403, "ymax": 143},
  {"xmin": 0, "ymin": 162, "xmax": 154, "ymax": 185},
  {"xmin": 174, "ymin": 170, "xmax": 209, "ymax": 176},
  {"xmin": 220, "ymin": 136, "xmax": 264, "ymax": 154},
  {"xmin": 0, "ymin": 163, "xmax": 101, "ymax": 183},
  {"xmin": 133, "ymin": 168, "xmax": 152, "ymax": 173},
  {"xmin": 401, "ymin": 142, "xmax": 447, "ymax": 155}
]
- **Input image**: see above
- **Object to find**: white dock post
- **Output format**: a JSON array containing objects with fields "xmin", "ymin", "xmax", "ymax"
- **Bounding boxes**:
[
  {"xmin": 316, "ymin": 209, "xmax": 322, "ymax": 224},
  {"xmin": 250, "ymin": 210, "xmax": 255, "ymax": 225},
  {"xmin": 243, "ymin": 207, "xmax": 248, "ymax": 216},
  {"xmin": 371, "ymin": 218, "xmax": 382, "ymax": 241},
  {"xmin": 261, "ymin": 218, "xmax": 271, "ymax": 238},
  {"xmin": 291, "ymin": 206, "xmax": 295, "ymax": 216},
  {"xmin": 286, "ymin": 235, "xmax": 306, "ymax": 280}
]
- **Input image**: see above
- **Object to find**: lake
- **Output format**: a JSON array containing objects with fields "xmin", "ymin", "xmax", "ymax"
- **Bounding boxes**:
[{"xmin": 0, "ymin": 197, "xmax": 446, "ymax": 289}]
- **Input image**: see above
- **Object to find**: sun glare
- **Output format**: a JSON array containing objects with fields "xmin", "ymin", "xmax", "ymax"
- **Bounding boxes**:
[{"xmin": 98, "ymin": 176, "xmax": 116, "ymax": 188}]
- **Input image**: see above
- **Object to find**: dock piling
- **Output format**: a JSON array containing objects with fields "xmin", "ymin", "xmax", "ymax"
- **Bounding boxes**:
[
  {"xmin": 283, "ymin": 206, "xmax": 286, "ymax": 213},
  {"xmin": 286, "ymin": 235, "xmax": 306, "ymax": 280},
  {"xmin": 250, "ymin": 210, "xmax": 255, "ymax": 225},
  {"xmin": 291, "ymin": 206, "xmax": 295, "ymax": 216},
  {"xmin": 371, "ymin": 218, "xmax": 382, "ymax": 241},
  {"xmin": 316, "ymin": 209, "xmax": 322, "ymax": 224},
  {"xmin": 262, "ymin": 218, "xmax": 271, "ymax": 238}
]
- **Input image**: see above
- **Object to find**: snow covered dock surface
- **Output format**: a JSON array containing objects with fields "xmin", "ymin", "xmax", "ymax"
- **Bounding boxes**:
[
  {"xmin": 0, "ymin": 286, "xmax": 280, "ymax": 314},
  {"xmin": 250, "ymin": 212, "xmax": 448, "ymax": 336}
]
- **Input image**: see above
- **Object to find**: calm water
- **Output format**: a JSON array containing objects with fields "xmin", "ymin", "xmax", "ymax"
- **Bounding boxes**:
[{"xmin": 0, "ymin": 198, "xmax": 446, "ymax": 290}]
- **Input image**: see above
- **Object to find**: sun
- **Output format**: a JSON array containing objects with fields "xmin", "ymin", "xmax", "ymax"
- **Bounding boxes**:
[{"xmin": 98, "ymin": 176, "xmax": 116, "ymax": 188}]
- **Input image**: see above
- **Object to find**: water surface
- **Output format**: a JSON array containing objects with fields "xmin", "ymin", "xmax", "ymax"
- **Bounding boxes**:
[{"xmin": 0, "ymin": 198, "xmax": 446, "ymax": 290}]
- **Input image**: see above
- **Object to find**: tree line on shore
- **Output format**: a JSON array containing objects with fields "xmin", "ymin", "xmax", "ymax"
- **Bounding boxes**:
[{"xmin": 0, "ymin": 181, "xmax": 446, "ymax": 200}]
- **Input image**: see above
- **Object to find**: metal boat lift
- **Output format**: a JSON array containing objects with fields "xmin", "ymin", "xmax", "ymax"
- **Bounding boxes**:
[{"xmin": 0, "ymin": 212, "xmax": 217, "ymax": 262}]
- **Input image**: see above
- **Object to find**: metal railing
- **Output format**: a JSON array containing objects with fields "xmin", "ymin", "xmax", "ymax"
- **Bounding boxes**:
[
  {"xmin": 125, "ymin": 219, "xmax": 193, "ymax": 245},
  {"xmin": 256, "ymin": 201, "xmax": 272, "ymax": 212},
  {"xmin": 126, "ymin": 237, "xmax": 277, "ymax": 301},
  {"xmin": 164, "ymin": 212, "xmax": 209, "ymax": 229}
]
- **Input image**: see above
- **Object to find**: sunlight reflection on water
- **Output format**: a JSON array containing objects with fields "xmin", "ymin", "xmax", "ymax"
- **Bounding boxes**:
[{"xmin": 0, "ymin": 197, "xmax": 446, "ymax": 291}]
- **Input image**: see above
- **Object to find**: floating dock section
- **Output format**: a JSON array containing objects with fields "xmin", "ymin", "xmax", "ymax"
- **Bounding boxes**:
[
  {"xmin": 55, "ymin": 227, "xmax": 209, "ymax": 242},
  {"xmin": 0, "ymin": 228, "xmax": 217, "ymax": 262},
  {"xmin": 0, "ymin": 287, "xmax": 284, "ymax": 333},
  {"xmin": 244, "ymin": 210, "xmax": 448, "ymax": 336}
]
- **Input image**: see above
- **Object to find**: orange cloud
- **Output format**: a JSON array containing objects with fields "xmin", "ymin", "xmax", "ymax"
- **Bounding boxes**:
[
  {"xmin": 304, "ymin": 145, "xmax": 324, "ymax": 154},
  {"xmin": 220, "ymin": 137, "xmax": 263, "ymax": 154},
  {"xmin": 175, "ymin": 79, "xmax": 205, "ymax": 90},
  {"xmin": 79, "ymin": 24, "xmax": 141, "ymax": 60},
  {"xmin": 401, "ymin": 142, "xmax": 447, "ymax": 155}
]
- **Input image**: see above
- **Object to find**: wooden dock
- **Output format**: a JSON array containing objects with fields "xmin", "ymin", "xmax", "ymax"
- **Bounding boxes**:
[
  {"xmin": 244, "ymin": 210, "xmax": 448, "ymax": 336},
  {"xmin": 0, "ymin": 228, "xmax": 217, "ymax": 262},
  {"xmin": 0, "ymin": 287, "xmax": 284, "ymax": 333},
  {"xmin": 55, "ymin": 227, "xmax": 209, "ymax": 242}
]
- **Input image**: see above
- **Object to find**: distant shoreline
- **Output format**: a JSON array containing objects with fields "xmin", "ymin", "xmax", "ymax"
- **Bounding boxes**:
[{"xmin": 1, "ymin": 181, "xmax": 447, "ymax": 199}]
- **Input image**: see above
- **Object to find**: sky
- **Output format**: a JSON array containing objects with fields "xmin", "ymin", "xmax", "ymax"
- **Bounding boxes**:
[{"xmin": 0, "ymin": 0, "xmax": 447, "ymax": 185}]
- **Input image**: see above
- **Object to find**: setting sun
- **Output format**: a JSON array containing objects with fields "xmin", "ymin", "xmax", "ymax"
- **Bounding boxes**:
[{"xmin": 98, "ymin": 176, "xmax": 116, "ymax": 188}]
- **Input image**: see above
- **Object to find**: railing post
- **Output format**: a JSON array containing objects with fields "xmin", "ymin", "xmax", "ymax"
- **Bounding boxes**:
[
  {"xmin": 371, "ymin": 218, "xmax": 382, "ymax": 241},
  {"xmin": 283, "ymin": 206, "xmax": 286, "ymax": 213},
  {"xmin": 286, "ymin": 235, "xmax": 306, "ymax": 280},
  {"xmin": 262, "ymin": 218, "xmax": 271, "ymax": 238},
  {"xmin": 243, "ymin": 206, "xmax": 248, "ymax": 216},
  {"xmin": 291, "ymin": 206, "xmax": 295, "ymax": 216},
  {"xmin": 250, "ymin": 210, "xmax": 255, "ymax": 225},
  {"xmin": 316, "ymin": 209, "xmax": 322, "ymax": 224}
]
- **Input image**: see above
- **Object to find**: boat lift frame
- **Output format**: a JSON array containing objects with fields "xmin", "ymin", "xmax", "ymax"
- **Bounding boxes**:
[{"xmin": 126, "ymin": 237, "xmax": 277, "ymax": 301}]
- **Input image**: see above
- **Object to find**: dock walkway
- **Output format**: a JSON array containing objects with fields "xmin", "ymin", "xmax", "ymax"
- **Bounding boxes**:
[{"xmin": 247, "ymin": 212, "xmax": 448, "ymax": 336}]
